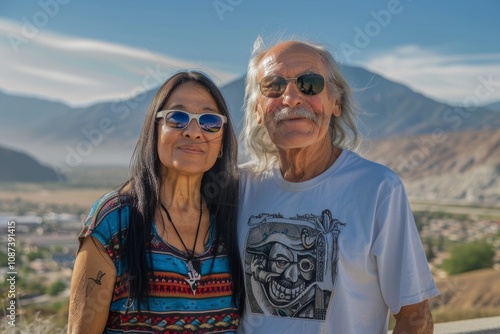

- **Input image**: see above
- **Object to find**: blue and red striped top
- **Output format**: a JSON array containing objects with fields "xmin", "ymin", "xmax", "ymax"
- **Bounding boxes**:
[{"xmin": 78, "ymin": 190, "xmax": 239, "ymax": 333}]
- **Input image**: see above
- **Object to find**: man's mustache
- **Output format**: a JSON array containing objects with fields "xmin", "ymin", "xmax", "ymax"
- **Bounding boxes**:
[{"xmin": 272, "ymin": 107, "xmax": 320, "ymax": 124}]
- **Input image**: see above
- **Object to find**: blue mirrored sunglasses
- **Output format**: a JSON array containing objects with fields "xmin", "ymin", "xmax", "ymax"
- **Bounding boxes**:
[{"xmin": 156, "ymin": 110, "xmax": 227, "ymax": 133}]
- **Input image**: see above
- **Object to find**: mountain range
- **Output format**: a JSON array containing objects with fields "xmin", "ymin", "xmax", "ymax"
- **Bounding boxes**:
[
  {"xmin": 1, "ymin": 65, "xmax": 499, "ymax": 205},
  {"xmin": 485, "ymin": 101, "xmax": 500, "ymax": 111}
]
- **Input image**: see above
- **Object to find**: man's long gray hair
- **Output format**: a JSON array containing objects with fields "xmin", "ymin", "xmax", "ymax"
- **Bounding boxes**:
[{"xmin": 240, "ymin": 37, "xmax": 361, "ymax": 172}]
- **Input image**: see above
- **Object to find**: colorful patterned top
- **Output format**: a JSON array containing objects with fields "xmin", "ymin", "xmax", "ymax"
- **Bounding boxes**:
[{"xmin": 79, "ymin": 190, "xmax": 240, "ymax": 333}]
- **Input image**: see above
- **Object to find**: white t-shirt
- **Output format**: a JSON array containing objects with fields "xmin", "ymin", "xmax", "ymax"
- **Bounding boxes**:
[{"xmin": 237, "ymin": 150, "xmax": 439, "ymax": 334}]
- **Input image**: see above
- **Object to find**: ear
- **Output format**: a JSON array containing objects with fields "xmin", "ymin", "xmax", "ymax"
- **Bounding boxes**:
[
  {"xmin": 332, "ymin": 99, "xmax": 341, "ymax": 117},
  {"xmin": 255, "ymin": 103, "xmax": 264, "ymax": 124},
  {"xmin": 217, "ymin": 145, "xmax": 223, "ymax": 158}
]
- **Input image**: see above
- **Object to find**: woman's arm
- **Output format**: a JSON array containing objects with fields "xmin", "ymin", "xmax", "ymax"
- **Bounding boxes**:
[{"xmin": 68, "ymin": 236, "xmax": 116, "ymax": 334}]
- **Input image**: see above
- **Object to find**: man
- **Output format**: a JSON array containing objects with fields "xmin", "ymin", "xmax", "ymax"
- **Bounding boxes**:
[{"xmin": 237, "ymin": 38, "xmax": 439, "ymax": 333}]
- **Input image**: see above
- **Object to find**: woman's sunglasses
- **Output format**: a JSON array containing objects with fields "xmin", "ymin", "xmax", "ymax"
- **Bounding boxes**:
[
  {"xmin": 259, "ymin": 73, "xmax": 326, "ymax": 98},
  {"xmin": 156, "ymin": 110, "xmax": 227, "ymax": 133}
]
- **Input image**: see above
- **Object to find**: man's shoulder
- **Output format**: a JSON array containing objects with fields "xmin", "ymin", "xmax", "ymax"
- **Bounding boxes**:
[{"xmin": 343, "ymin": 150, "xmax": 403, "ymax": 186}]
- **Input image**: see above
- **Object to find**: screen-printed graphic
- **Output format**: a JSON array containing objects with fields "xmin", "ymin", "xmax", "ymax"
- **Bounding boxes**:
[{"xmin": 244, "ymin": 209, "xmax": 344, "ymax": 320}]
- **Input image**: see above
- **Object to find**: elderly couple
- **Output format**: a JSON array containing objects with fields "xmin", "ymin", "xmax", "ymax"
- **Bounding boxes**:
[{"xmin": 68, "ymin": 38, "xmax": 439, "ymax": 334}]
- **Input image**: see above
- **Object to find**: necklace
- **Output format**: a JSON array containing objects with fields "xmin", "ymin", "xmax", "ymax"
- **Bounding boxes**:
[{"xmin": 160, "ymin": 199, "xmax": 202, "ymax": 294}]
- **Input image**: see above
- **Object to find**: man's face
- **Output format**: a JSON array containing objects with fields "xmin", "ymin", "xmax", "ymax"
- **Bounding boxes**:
[{"xmin": 256, "ymin": 42, "xmax": 341, "ymax": 151}]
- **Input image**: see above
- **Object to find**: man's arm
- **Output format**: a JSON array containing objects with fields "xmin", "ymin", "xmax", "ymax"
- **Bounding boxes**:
[
  {"xmin": 68, "ymin": 236, "xmax": 116, "ymax": 334},
  {"xmin": 393, "ymin": 300, "xmax": 434, "ymax": 334}
]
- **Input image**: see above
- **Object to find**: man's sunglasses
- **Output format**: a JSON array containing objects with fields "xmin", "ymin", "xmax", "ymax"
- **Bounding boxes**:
[
  {"xmin": 259, "ymin": 73, "xmax": 326, "ymax": 98},
  {"xmin": 156, "ymin": 110, "xmax": 227, "ymax": 133}
]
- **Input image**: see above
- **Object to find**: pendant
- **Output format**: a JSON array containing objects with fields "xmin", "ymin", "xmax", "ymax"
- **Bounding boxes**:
[{"xmin": 185, "ymin": 259, "xmax": 201, "ymax": 294}]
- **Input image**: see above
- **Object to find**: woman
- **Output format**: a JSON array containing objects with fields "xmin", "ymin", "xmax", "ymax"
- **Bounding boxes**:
[{"xmin": 68, "ymin": 71, "xmax": 243, "ymax": 333}]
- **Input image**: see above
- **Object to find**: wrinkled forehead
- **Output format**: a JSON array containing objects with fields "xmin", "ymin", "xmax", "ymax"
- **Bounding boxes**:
[{"xmin": 259, "ymin": 42, "xmax": 327, "ymax": 78}]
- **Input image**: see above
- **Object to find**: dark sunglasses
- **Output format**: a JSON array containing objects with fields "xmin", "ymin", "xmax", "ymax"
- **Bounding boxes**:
[
  {"xmin": 259, "ymin": 73, "xmax": 326, "ymax": 98},
  {"xmin": 156, "ymin": 110, "xmax": 227, "ymax": 133}
]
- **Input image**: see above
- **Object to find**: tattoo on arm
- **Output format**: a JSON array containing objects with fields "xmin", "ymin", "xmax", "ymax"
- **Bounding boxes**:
[{"xmin": 86, "ymin": 270, "xmax": 106, "ymax": 296}]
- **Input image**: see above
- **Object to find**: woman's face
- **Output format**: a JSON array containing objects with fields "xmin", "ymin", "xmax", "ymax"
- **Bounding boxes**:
[{"xmin": 157, "ymin": 82, "xmax": 224, "ymax": 178}]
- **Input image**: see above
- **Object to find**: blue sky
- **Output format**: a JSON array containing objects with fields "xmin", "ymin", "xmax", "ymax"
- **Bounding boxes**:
[{"xmin": 1, "ymin": 0, "xmax": 499, "ymax": 107}]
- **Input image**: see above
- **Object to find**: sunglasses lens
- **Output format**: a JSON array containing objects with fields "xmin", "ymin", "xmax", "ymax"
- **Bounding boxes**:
[
  {"xmin": 199, "ymin": 114, "xmax": 224, "ymax": 133},
  {"xmin": 165, "ymin": 111, "xmax": 189, "ymax": 129},
  {"xmin": 164, "ymin": 111, "xmax": 223, "ymax": 133},
  {"xmin": 297, "ymin": 73, "xmax": 324, "ymax": 96},
  {"xmin": 260, "ymin": 74, "xmax": 325, "ymax": 97},
  {"xmin": 260, "ymin": 76, "xmax": 287, "ymax": 98}
]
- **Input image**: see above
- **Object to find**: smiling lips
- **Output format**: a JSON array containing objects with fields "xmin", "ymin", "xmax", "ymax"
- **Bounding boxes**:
[
  {"xmin": 277, "ymin": 116, "xmax": 315, "ymax": 129},
  {"xmin": 281, "ymin": 116, "xmax": 308, "ymax": 122},
  {"xmin": 178, "ymin": 144, "xmax": 204, "ymax": 154}
]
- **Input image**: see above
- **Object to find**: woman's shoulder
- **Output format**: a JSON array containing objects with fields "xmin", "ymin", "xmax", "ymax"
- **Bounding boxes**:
[{"xmin": 79, "ymin": 189, "xmax": 132, "ymax": 239}]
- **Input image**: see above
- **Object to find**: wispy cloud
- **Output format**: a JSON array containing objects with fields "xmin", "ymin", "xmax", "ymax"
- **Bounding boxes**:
[
  {"xmin": 2, "ymin": 18, "xmax": 499, "ymax": 108},
  {"xmin": 359, "ymin": 45, "xmax": 500, "ymax": 106},
  {"xmin": 0, "ymin": 19, "xmax": 238, "ymax": 107}
]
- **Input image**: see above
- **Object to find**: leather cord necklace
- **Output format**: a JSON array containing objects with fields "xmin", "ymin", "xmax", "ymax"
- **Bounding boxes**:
[{"xmin": 160, "ymin": 199, "xmax": 202, "ymax": 294}]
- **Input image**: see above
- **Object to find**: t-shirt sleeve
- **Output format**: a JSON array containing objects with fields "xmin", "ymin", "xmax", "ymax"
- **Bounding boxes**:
[
  {"xmin": 372, "ymin": 181, "xmax": 440, "ymax": 314},
  {"xmin": 77, "ymin": 192, "xmax": 128, "ymax": 263}
]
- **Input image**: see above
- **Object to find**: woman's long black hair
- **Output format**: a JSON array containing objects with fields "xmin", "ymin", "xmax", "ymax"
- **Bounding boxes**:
[{"xmin": 118, "ymin": 70, "xmax": 243, "ymax": 312}]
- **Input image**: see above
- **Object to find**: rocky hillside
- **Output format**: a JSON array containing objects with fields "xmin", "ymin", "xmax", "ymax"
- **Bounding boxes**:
[
  {"xmin": 363, "ymin": 129, "xmax": 500, "ymax": 207},
  {"xmin": 430, "ymin": 268, "xmax": 500, "ymax": 316}
]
